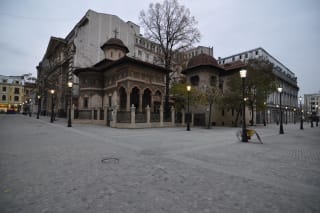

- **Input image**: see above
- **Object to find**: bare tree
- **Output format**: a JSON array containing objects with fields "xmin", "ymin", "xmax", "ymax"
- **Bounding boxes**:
[{"xmin": 139, "ymin": 0, "xmax": 201, "ymax": 116}]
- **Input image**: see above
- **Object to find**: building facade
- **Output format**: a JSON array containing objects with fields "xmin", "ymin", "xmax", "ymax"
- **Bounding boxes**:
[
  {"xmin": 218, "ymin": 47, "xmax": 299, "ymax": 124},
  {"xmin": 37, "ymin": 9, "xmax": 214, "ymax": 118},
  {"xmin": 74, "ymin": 36, "xmax": 168, "ymax": 125},
  {"xmin": 182, "ymin": 54, "xmax": 251, "ymax": 127},
  {"xmin": 0, "ymin": 74, "xmax": 36, "ymax": 113},
  {"xmin": 304, "ymin": 93, "xmax": 320, "ymax": 120}
]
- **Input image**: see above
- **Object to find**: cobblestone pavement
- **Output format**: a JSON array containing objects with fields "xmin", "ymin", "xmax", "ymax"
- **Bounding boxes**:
[{"xmin": 1, "ymin": 114, "xmax": 320, "ymax": 213}]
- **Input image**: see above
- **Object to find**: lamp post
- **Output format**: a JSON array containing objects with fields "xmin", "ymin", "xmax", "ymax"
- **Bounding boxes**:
[
  {"xmin": 186, "ymin": 85, "xmax": 191, "ymax": 131},
  {"xmin": 67, "ymin": 82, "xmax": 73, "ymax": 127},
  {"xmin": 50, "ymin": 89, "xmax": 55, "ymax": 123},
  {"xmin": 263, "ymin": 101, "xmax": 267, "ymax": 126},
  {"xmin": 299, "ymin": 96, "xmax": 303, "ymax": 130},
  {"xmin": 37, "ymin": 95, "xmax": 41, "ymax": 119},
  {"xmin": 29, "ymin": 98, "xmax": 32, "ymax": 117},
  {"xmin": 240, "ymin": 69, "xmax": 248, "ymax": 142},
  {"xmin": 316, "ymin": 104, "xmax": 319, "ymax": 127},
  {"xmin": 285, "ymin": 106, "xmax": 288, "ymax": 124},
  {"xmin": 278, "ymin": 86, "xmax": 284, "ymax": 134}
]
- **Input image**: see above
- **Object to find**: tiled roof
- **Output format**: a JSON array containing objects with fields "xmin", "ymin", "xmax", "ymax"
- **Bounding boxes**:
[{"xmin": 100, "ymin": 38, "xmax": 129, "ymax": 53}]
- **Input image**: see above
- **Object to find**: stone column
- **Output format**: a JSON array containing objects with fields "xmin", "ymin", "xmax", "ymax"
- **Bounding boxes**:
[
  {"xmin": 104, "ymin": 106, "xmax": 108, "ymax": 125},
  {"xmin": 171, "ymin": 106, "xmax": 175, "ymax": 126},
  {"xmin": 150, "ymin": 95, "xmax": 154, "ymax": 112},
  {"xmin": 131, "ymin": 104, "xmax": 136, "ymax": 128},
  {"xmin": 146, "ymin": 105, "xmax": 151, "ymax": 127},
  {"xmin": 111, "ymin": 105, "xmax": 118, "ymax": 127},
  {"xmin": 139, "ymin": 93, "xmax": 143, "ymax": 112},
  {"xmin": 71, "ymin": 104, "xmax": 75, "ymax": 120},
  {"xmin": 91, "ymin": 108, "xmax": 94, "ymax": 121},
  {"xmin": 181, "ymin": 108, "xmax": 185, "ymax": 125},
  {"xmin": 126, "ymin": 91, "xmax": 130, "ymax": 112},
  {"xmin": 160, "ymin": 105, "xmax": 163, "ymax": 127},
  {"xmin": 97, "ymin": 108, "xmax": 100, "ymax": 121},
  {"xmin": 191, "ymin": 112, "xmax": 194, "ymax": 126}
]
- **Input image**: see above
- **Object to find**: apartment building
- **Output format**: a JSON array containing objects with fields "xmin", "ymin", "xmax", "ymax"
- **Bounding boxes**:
[
  {"xmin": 0, "ymin": 74, "xmax": 36, "ymax": 113},
  {"xmin": 218, "ymin": 47, "xmax": 299, "ymax": 124}
]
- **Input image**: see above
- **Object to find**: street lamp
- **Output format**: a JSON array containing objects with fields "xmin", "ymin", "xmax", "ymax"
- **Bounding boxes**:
[
  {"xmin": 186, "ymin": 85, "xmax": 191, "ymax": 131},
  {"xmin": 67, "ymin": 82, "xmax": 73, "ymax": 127},
  {"xmin": 299, "ymin": 96, "xmax": 303, "ymax": 130},
  {"xmin": 50, "ymin": 89, "xmax": 55, "ymax": 123},
  {"xmin": 29, "ymin": 98, "xmax": 32, "ymax": 117},
  {"xmin": 240, "ymin": 69, "xmax": 248, "ymax": 142},
  {"xmin": 316, "ymin": 104, "xmax": 319, "ymax": 127},
  {"xmin": 263, "ymin": 101, "xmax": 267, "ymax": 126},
  {"xmin": 37, "ymin": 95, "xmax": 41, "ymax": 119},
  {"xmin": 285, "ymin": 106, "xmax": 288, "ymax": 124},
  {"xmin": 278, "ymin": 86, "xmax": 284, "ymax": 134}
]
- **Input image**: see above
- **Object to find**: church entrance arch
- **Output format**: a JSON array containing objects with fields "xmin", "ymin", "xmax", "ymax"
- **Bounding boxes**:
[
  {"xmin": 119, "ymin": 87, "xmax": 127, "ymax": 111},
  {"xmin": 130, "ymin": 87, "xmax": 140, "ymax": 109},
  {"xmin": 142, "ymin": 88, "xmax": 152, "ymax": 110}
]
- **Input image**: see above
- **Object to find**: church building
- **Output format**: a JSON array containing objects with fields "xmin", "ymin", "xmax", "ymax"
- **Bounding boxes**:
[{"xmin": 74, "ymin": 34, "xmax": 169, "ymax": 120}]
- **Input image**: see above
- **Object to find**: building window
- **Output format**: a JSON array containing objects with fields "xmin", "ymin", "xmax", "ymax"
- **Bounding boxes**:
[
  {"xmin": 255, "ymin": 50, "xmax": 259, "ymax": 55},
  {"xmin": 190, "ymin": 75, "xmax": 199, "ymax": 86},
  {"xmin": 14, "ymin": 96, "xmax": 19, "ymax": 102},
  {"xmin": 2, "ymin": 87, "xmax": 6, "ymax": 92},
  {"xmin": 240, "ymin": 55, "xmax": 242, "ymax": 59},
  {"xmin": 14, "ymin": 88, "xmax": 19, "ymax": 94},
  {"xmin": 245, "ymin": 53, "xmax": 248, "ymax": 58},
  {"xmin": 138, "ymin": 50, "xmax": 142, "ymax": 57},
  {"xmin": 222, "ymin": 109, "xmax": 225, "ymax": 116},
  {"xmin": 84, "ymin": 97, "xmax": 88, "ymax": 108},
  {"xmin": 2, "ymin": 95, "xmax": 6, "ymax": 101},
  {"xmin": 15, "ymin": 81, "xmax": 19, "ymax": 84},
  {"xmin": 2, "ymin": 79, "xmax": 7, "ymax": 83},
  {"xmin": 210, "ymin": 76, "xmax": 217, "ymax": 87}
]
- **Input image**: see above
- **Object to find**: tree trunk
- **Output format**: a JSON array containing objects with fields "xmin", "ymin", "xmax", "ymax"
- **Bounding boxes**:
[{"xmin": 251, "ymin": 103, "xmax": 254, "ymax": 126}]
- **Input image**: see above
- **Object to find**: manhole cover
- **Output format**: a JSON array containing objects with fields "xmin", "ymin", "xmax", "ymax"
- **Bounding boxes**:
[{"xmin": 101, "ymin": 157, "xmax": 119, "ymax": 164}]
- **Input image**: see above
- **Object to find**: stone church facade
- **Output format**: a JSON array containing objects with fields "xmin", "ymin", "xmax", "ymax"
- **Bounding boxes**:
[{"xmin": 74, "ymin": 36, "xmax": 169, "ymax": 122}]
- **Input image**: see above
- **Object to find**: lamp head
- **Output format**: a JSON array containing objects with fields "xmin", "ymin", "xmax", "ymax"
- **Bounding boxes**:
[
  {"xmin": 239, "ymin": 69, "xmax": 247, "ymax": 78},
  {"xmin": 277, "ymin": 87, "xmax": 282, "ymax": 93},
  {"xmin": 50, "ymin": 89, "xmax": 55, "ymax": 94},
  {"xmin": 187, "ymin": 85, "xmax": 191, "ymax": 92},
  {"xmin": 67, "ymin": 81, "xmax": 73, "ymax": 88}
]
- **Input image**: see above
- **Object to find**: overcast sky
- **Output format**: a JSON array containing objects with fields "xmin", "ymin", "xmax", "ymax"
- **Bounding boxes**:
[{"xmin": 0, "ymin": 0, "xmax": 319, "ymax": 96}]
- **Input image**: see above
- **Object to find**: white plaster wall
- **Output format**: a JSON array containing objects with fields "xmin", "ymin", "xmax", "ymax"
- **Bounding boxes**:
[{"xmin": 73, "ymin": 10, "xmax": 138, "ymax": 68}]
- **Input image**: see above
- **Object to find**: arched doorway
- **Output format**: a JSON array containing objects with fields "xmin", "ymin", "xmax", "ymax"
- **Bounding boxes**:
[
  {"xmin": 119, "ymin": 87, "xmax": 127, "ymax": 111},
  {"xmin": 130, "ymin": 87, "xmax": 140, "ymax": 109},
  {"xmin": 142, "ymin": 88, "xmax": 152, "ymax": 110}
]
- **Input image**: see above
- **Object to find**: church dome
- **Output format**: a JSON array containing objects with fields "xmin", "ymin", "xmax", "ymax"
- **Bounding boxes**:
[
  {"xmin": 187, "ymin": 53, "xmax": 219, "ymax": 68},
  {"xmin": 101, "ymin": 38, "xmax": 129, "ymax": 53}
]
